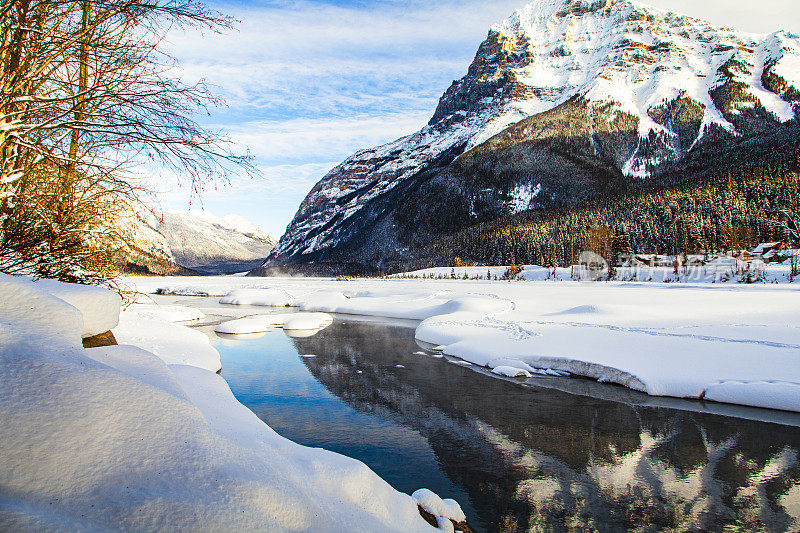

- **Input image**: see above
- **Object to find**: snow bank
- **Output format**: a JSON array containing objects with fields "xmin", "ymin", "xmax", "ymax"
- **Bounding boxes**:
[
  {"xmin": 0, "ymin": 276, "xmax": 442, "ymax": 531},
  {"xmin": 297, "ymin": 290, "xmax": 512, "ymax": 321},
  {"xmin": 215, "ymin": 312, "xmax": 333, "ymax": 335},
  {"xmin": 220, "ymin": 287, "xmax": 294, "ymax": 306},
  {"xmin": 410, "ymin": 290, "xmax": 800, "ymax": 412},
  {"xmin": 415, "ymin": 311, "xmax": 800, "ymax": 411},
  {"xmin": 704, "ymin": 381, "xmax": 800, "ymax": 413},
  {"xmin": 115, "ymin": 310, "xmax": 221, "ymax": 373},
  {"xmin": 120, "ymin": 275, "xmax": 800, "ymax": 412},
  {"xmin": 3, "ymin": 275, "xmax": 121, "ymax": 337}
]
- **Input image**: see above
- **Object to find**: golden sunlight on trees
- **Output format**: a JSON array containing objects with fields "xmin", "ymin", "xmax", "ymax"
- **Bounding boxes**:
[
  {"xmin": 585, "ymin": 224, "xmax": 610, "ymax": 261},
  {"xmin": 0, "ymin": 0, "xmax": 250, "ymax": 281}
]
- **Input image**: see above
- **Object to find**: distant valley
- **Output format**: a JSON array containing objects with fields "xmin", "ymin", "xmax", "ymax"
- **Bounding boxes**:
[{"xmin": 121, "ymin": 209, "xmax": 276, "ymax": 276}]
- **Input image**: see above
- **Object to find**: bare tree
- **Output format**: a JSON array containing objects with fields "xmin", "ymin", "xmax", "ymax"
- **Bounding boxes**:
[
  {"xmin": 780, "ymin": 208, "xmax": 799, "ymax": 246},
  {"xmin": 778, "ymin": 208, "xmax": 799, "ymax": 280},
  {"xmin": 0, "ymin": 0, "xmax": 251, "ymax": 280}
]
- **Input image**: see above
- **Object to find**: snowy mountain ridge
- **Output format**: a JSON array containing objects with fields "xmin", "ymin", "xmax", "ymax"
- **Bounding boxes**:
[
  {"xmin": 263, "ymin": 0, "xmax": 800, "ymax": 273},
  {"xmin": 484, "ymin": 0, "xmax": 799, "ymax": 144}
]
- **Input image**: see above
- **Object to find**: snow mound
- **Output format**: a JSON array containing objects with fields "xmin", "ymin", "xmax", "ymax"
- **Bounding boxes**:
[
  {"xmin": 412, "ymin": 489, "xmax": 466, "ymax": 523},
  {"xmin": 220, "ymin": 288, "xmax": 293, "ymax": 307},
  {"xmin": 492, "ymin": 366, "xmax": 533, "ymax": 378},
  {"xmin": 215, "ymin": 313, "xmax": 333, "ymax": 335},
  {"xmin": 296, "ymin": 290, "xmax": 512, "ymax": 321},
  {"xmin": 16, "ymin": 276, "xmax": 122, "ymax": 337},
  {"xmin": 284, "ymin": 313, "xmax": 334, "ymax": 331},
  {"xmin": 115, "ymin": 310, "xmax": 221, "ymax": 372},
  {"xmin": 0, "ymin": 274, "xmax": 85, "ymax": 349},
  {"xmin": 549, "ymin": 304, "xmax": 603, "ymax": 315}
]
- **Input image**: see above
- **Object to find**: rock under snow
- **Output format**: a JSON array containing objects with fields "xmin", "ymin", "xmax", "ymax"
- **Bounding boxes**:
[
  {"xmin": 412, "ymin": 488, "xmax": 466, "ymax": 524},
  {"xmin": 492, "ymin": 366, "xmax": 534, "ymax": 378}
]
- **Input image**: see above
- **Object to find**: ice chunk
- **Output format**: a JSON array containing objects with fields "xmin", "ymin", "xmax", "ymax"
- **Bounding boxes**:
[{"xmin": 492, "ymin": 366, "xmax": 533, "ymax": 378}]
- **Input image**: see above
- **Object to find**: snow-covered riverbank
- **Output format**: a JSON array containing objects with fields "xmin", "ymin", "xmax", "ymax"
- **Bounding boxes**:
[
  {"xmin": 0, "ymin": 274, "xmax": 456, "ymax": 531},
  {"xmin": 125, "ymin": 275, "xmax": 800, "ymax": 413},
  {"xmin": 6, "ymin": 271, "xmax": 797, "ymax": 529}
]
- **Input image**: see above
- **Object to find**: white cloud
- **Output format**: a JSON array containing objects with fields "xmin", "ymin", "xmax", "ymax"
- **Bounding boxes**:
[
  {"xmin": 226, "ymin": 113, "xmax": 431, "ymax": 162},
  {"xmin": 165, "ymin": 0, "xmax": 524, "ymax": 118}
]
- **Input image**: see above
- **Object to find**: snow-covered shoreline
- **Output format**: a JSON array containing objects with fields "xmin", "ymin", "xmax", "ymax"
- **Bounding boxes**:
[
  {"xmin": 0, "ymin": 274, "xmax": 454, "ymax": 531},
  {"xmin": 123, "ymin": 274, "xmax": 800, "ymax": 413},
  {"xmin": 5, "ymin": 271, "xmax": 798, "ymax": 529}
]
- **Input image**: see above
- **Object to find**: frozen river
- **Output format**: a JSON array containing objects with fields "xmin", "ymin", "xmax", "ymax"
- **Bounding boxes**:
[{"xmin": 174, "ymin": 295, "xmax": 800, "ymax": 532}]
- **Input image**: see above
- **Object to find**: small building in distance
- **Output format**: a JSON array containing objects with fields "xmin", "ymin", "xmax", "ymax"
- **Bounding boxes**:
[
  {"xmin": 779, "ymin": 248, "xmax": 800, "ymax": 265},
  {"xmin": 751, "ymin": 242, "xmax": 786, "ymax": 262}
]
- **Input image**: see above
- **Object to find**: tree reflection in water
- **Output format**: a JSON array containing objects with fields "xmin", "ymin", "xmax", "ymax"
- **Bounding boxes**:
[{"xmin": 219, "ymin": 319, "xmax": 800, "ymax": 532}]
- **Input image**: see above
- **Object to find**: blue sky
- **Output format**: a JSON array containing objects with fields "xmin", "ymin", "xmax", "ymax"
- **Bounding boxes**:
[{"xmin": 156, "ymin": 0, "xmax": 800, "ymax": 238}]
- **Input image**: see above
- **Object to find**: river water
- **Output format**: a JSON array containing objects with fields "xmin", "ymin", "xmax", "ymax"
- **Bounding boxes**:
[{"xmin": 187, "ymin": 307, "xmax": 800, "ymax": 532}]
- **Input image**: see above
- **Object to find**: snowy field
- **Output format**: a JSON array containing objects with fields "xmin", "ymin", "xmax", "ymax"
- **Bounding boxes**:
[{"xmin": 123, "ymin": 274, "xmax": 800, "ymax": 413}]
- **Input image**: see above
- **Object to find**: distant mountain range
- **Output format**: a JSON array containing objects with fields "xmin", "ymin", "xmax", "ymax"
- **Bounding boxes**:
[
  {"xmin": 255, "ymin": 0, "xmax": 800, "ymax": 275},
  {"xmin": 121, "ymin": 209, "xmax": 276, "ymax": 275}
]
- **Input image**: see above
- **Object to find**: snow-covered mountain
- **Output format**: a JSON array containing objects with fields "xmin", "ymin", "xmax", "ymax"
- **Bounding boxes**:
[
  {"xmin": 260, "ymin": 0, "xmax": 800, "ymax": 274},
  {"xmin": 122, "ymin": 209, "xmax": 276, "ymax": 275}
]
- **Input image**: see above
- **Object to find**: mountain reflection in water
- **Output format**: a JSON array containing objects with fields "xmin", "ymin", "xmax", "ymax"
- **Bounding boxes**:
[{"xmin": 215, "ymin": 318, "xmax": 800, "ymax": 532}]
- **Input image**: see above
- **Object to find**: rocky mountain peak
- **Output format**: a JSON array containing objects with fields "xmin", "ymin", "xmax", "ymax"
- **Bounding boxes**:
[
  {"xmin": 432, "ymin": 0, "xmax": 800, "ymax": 154},
  {"xmin": 260, "ymin": 0, "xmax": 800, "ymax": 274}
]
